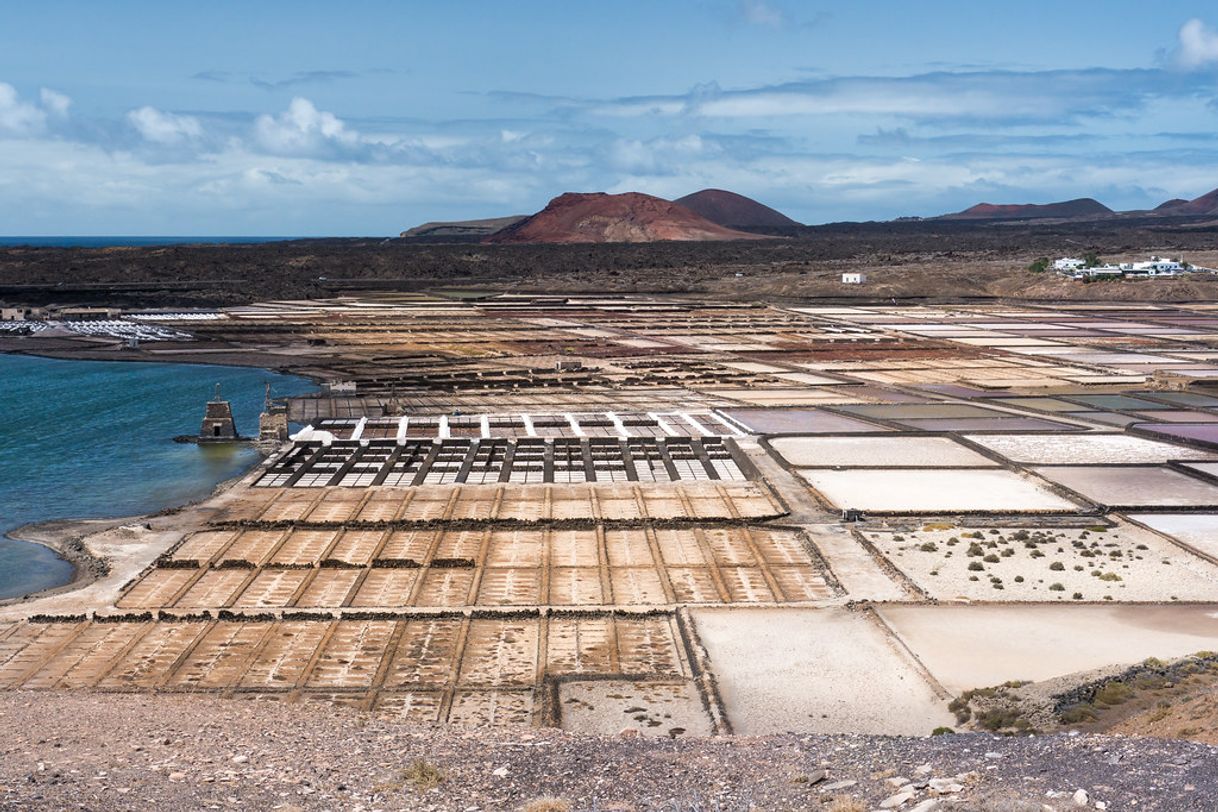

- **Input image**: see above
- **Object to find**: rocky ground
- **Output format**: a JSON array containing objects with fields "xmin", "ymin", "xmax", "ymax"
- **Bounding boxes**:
[{"xmin": 0, "ymin": 691, "xmax": 1213, "ymax": 811}]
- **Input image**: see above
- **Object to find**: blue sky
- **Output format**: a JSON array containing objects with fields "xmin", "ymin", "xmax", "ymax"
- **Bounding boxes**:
[{"xmin": 3, "ymin": 1, "xmax": 1218, "ymax": 234}]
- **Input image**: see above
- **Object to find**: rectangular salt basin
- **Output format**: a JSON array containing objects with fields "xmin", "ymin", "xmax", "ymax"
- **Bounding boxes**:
[
  {"xmin": 878, "ymin": 605, "xmax": 1218, "ymax": 693},
  {"xmin": 1133, "ymin": 410, "xmax": 1218, "ymax": 423},
  {"xmin": 691, "ymin": 608, "xmax": 953, "ymax": 735},
  {"xmin": 1065, "ymin": 395, "xmax": 1172, "ymax": 411},
  {"xmin": 1127, "ymin": 513, "xmax": 1218, "ymax": 558},
  {"xmin": 896, "ymin": 416, "xmax": 1080, "ymax": 433},
  {"xmin": 989, "ymin": 397, "xmax": 1086, "ymax": 413},
  {"xmin": 1033, "ymin": 465, "xmax": 1218, "ymax": 508},
  {"xmin": 770, "ymin": 436, "xmax": 996, "ymax": 468},
  {"xmin": 722, "ymin": 408, "xmax": 888, "ymax": 435},
  {"xmin": 868, "ymin": 522, "xmax": 1218, "ymax": 602},
  {"xmin": 1140, "ymin": 392, "xmax": 1218, "ymax": 408},
  {"xmin": 798, "ymin": 469, "xmax": 1079, "ymax": 513},
  {"xmin": 1133, "ymin": 423, "xmax": 1218, "ymax": 446},
  {"xmin": 837, "ymin": 404, "xmax": 1002, "ymax": 420},
  {"xmin": 965, "ymin": 434, "xmax": 1214, "ymax": 465},
  {"xmin": 1074, "ymin": 412, "xmax": 1141, "ymax": 427}
]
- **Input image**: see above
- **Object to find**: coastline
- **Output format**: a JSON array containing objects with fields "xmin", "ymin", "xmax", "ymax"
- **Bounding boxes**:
[
  {"xmin": 0, "ymin": 451, "xmax": 278, "ymax": 618},
  {"xmin": 0, "ymin": 349, "xmax": 316, "ymax": 609}
]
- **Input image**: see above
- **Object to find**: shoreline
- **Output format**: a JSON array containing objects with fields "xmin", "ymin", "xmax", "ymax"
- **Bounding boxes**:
[
  {"xmin": 0, "ymin": 348, "xmax": 313, "ymax": 608},
  {"xmin": 0, "ymin": 455, "xmax": 274, "ymax": 609},
  {"xmin": 0, "ymin": 454, "xmax": 278, "ymax": 618}
]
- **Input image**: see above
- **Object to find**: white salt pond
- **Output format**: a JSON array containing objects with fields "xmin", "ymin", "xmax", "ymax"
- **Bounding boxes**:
[
  {"xmin": 965, "ymin": 433, "xmax": 1214, "ymax": 465},
  {"xmin": 770, "ymin": 436, "xmax": 996, "ymax": 468},
  {"xmin": 691, "ymin": 607, "xmax": 953, "ymax": 735},
  {"xmin": 799, "ymin": 469, "xmax": 1079, "ymax": 513},
  {"xmin": 1127, "ymin": 513, "xmax": 1218, "ymax": 559},
  {"xmin": 878, "ymin": 604, "xmax": 1218, "ymax": 693}
]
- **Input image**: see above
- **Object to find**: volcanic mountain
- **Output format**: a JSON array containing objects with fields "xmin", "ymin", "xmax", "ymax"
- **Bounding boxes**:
[
  {"xmin": 941, "ymin": 198, "xmax": 1114, "ymax": 221},
  {"xmin": 1156, "ymin": 188, "xmax": 1218, "ymax": 216},
  {"xmin": 673, "ymin": 188, "xmax": 800, "ymax": 228},
  {"xmin": 484, "ymin": 192, "xmax": 769, "ymax": 244},
  {"xmin": 400, "ymin": 215, "xmax": 526, "ymax": 239}
]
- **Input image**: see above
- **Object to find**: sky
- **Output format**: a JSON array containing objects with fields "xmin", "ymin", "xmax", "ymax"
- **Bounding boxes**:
[{"xmin": 3, "ymin": 1, "xmax": 1218, "ymax": 235}]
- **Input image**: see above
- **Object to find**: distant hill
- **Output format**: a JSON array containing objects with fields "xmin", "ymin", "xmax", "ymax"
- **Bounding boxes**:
[
  {"xmin": 484, "ymin": 192, "xmax": 771, "ymax": 244},
  {"xmin": 673, "ymin": 189, "xmax": 800, "ymax": 228},
  {"xmin": 1157, "ymin": 188, "xmax": 1218, "ymax": 216},
  {"xmin": 1155, "ymin": 198, "xmax": 1190, "ymax": 212},
  {"xmin": 941, "ymin": 198, "xmax": 1114, "ymax": 221},
  {"xmin": 400, "ymin": 215, "xmax": 526, "ymax": 239}
]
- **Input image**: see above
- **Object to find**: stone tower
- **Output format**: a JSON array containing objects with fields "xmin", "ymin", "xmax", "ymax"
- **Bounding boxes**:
[
  {"xmin": 258, "ymin": 382, "xmax": 289, "ymax": 443},
  {"xmin": 199, "ymin": 383, "xmax": 238, "ymax": 442}
]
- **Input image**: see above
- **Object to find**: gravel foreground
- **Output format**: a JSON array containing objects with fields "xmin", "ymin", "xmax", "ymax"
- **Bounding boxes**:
[{"xmin": 0, "ymin": 692, "xmax": 1214, "ymax": 812}]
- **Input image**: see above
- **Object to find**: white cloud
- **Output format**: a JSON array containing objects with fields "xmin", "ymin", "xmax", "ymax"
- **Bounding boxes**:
[
  {"xmin": 254, "ymin": 97, "xmax": 360, "ymax": 155},
  {"xmin": 0, "ymin": 82, "xmax": 49, "ymax": 135},
  {"xmin": 739, "ymin": 0, "xmax": 786, "ymax": 28},
  {"xmin": 127, "ymin": 106, "xmax": 203, "ymax": 143},
  {"xmin": 39, "ymin": 88, "xmax": 71, "ymax": 117},
  {"xmin": 1176, "ymin": 18, "xmax": 1218, "ymax": 70}
]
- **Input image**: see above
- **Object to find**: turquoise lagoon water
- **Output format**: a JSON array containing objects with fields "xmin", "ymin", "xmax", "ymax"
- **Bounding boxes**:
[{"xmin": 0, "ymin": 355, "xmax": 313, "ymax": 599}]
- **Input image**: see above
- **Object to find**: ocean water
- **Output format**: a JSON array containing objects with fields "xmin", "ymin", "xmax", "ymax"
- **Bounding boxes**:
[
  {"xmin": 0, "ymin": 236, "xmax": 298, "ymax": 248},
  {"xmin": 0, "ymin": 355, "xmax": 314, "ymax": 599}
]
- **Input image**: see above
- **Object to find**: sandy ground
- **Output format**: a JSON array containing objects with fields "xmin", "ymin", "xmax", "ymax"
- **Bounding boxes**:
[
  {"xmin": 691, "ymin": 607, "xmax": 955, "ymax": 735},
  {"xmin": 798, "ymin": 468, "xmax": 1080, "ymax": 513},
  {"xmin": 877, "ymin": 604, "xmax": 1218, "ymax": 693},
  {"xmin": 865, "ymin": 521, "xmax": 1218, "ymax": 602}
]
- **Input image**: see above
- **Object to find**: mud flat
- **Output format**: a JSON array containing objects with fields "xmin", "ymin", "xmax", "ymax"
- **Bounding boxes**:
[
  {"xmin": 798, "ymin": 468, "xmax": 1079, "ymax": 513},
  {"xmin": 690, "ymin": 607, "xmax": 954, "ymax": 735},
  {"xmin": 865, "ymin": 522, "xmax": 1218, "ymax": 601},
  {"xmin": 877, "ymin": 604, "xmax": 1218, "ymax": 693}
]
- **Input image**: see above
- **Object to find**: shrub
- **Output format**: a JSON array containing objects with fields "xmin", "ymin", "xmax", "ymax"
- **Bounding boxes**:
[
  {"xmin": 1049, "ymin": 561, "xmax": 1065, "ymax": 571},
  {"xmin": 404, "ymin": 760, "xmax": 444, "ymax": 791},
  {"xmin": 523, "ymin": 799, "xmax": 573, "ymax": 812},
  {"xmin": 968, "ymin": 561, "xmax": 985, "ymax": 571},
  {"xmin": 919, "ymin": 542, "xmax": 938, "ymax": 552},
  {"xmin": 1094, "ymin": 681, "xmax": 1131, "ymax": 706},
  {"xmin": 1059, "ymin": 703, "xmax": 1098, "ymax": 724},
  {"xmin": 931, "ymin": 726, "xmax": 955, "ymax": 736},
  {"xmin": 1049, "ymin": 582, "xmax": 1065, "ymax": 591},
  {"xmin": 983, "ymin": 554, "xmax": 1000, "ymax": 563}
]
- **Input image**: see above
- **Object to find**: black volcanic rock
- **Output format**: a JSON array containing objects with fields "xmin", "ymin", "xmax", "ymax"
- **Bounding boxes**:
[{"xmin": 942, "ymin": 198, "xmax": 1114, "ymax": 220}]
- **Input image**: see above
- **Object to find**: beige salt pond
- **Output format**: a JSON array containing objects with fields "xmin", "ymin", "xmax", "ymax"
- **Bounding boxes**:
[
  {"xmin": 798, "ymin": 469, "xmax": 1080, "ymax": 513},
  {"xmin": 878, "ymin": 604, "xmax": 1218, "ymax": 693},
  {"xmin": 691, "ymin": 607, "xmax": 953, "ymax": 735}
]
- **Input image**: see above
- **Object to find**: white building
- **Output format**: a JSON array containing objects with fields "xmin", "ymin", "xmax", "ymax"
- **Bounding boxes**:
[
  {"xmin": 841, "ymin": 273, "xmax": 866, "ymax": 284},
  {"xmin": 1053, "ymin": 257, "xmax": 1086, "ymax": 271}
]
